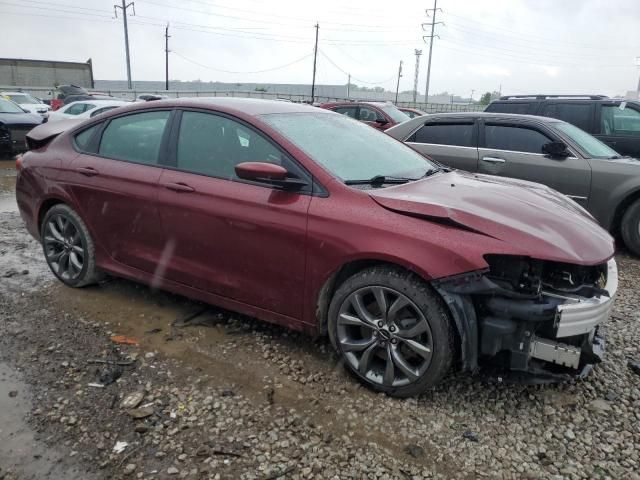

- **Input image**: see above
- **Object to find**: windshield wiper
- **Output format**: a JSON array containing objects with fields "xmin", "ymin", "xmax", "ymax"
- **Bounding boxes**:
[{"xmin": 345, "ymin": 175, "xmax": 416, "ymax": 186}]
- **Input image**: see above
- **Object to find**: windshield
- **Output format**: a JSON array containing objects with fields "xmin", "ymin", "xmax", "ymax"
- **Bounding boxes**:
[
  {"xmin": 554, "ymin": 122, "xmax": 621, "ymax": 158},
  {"xmin": 0, "ymin": 98, "xmax": 25, "ymax": 113},
  {"xmin": 6, "ymin": 94, "xmax": 40, "ymax": 105},
  {"xmin": 261, "ymin": 112, "xmax": 436, "ymax": 182},
  {"xmin": 379, "ymin": 104, "xmax": 410, "ymax": 123}
]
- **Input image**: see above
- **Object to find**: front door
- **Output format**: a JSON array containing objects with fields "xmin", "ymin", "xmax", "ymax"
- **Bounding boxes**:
[
  {"xmin": 596, "ymin": 102, "xmax": 640, "ymax": 158},
  {"xmin": 67, "ymin": 110, "xmax": 172, "ymax": 272},
  {"xmin": 156, "ymin": 110, "xmax": 311, "ymax": 319},
  {"xmin": 478, "ymin": 122, "xmax": 591, "ymax": 207}
]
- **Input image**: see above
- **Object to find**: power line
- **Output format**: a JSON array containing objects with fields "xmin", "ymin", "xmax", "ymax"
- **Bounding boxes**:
[
  {"xmin": 172, "ymin": 50, "xmax": 313, "ymax": 74},
  {"xmin": 319, "ymin": 50, "xmax": 396, "ymax": 86}
]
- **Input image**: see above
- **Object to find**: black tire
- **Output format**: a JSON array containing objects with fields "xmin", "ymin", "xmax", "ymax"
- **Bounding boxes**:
[
  {"xmin": 41, "ymin": 204, "xmax": 101, "ymax": 287},
  {"xmin": 328, "ymin": 266, "xmax": 455, "ymax": 397},
  {"xmin": 621, "ymin": 199, "xmax": 640, "ymax": 257}
]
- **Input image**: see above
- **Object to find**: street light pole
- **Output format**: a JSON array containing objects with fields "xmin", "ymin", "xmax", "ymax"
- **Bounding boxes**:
[{"xmin": 395, "ymin": 60, "xmax": 403, "ymax": 104}]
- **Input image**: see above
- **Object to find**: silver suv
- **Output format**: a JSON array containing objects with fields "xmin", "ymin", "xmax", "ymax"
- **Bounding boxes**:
[{"xmin": 386, "ymin": 112, "xmax": 640, "ymax": 255}]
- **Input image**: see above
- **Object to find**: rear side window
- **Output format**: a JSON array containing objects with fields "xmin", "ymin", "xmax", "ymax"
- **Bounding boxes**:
[
  {"xmin": 358, "ymin": 106, "xmax": 384, "ymax": 122},
  {"xmin": 74, "ymin": 124, "xmax": 100, "ymax": 152},
  {"xmin": 485, "ymin": 102, "xmax": 531, "ymax": 114},
  {"xmin": 540, "ymin": 103, "xmax": 592, "ymax": 131},
  {"xmin": 333, "ymin": 106, "xmax": 357, "ymax": 118},
  {"xmin": 407, "ymin": 123, "xmax": 475, "ymax": 147},
  {"xmin": 484, "ymin": 125, "xmax": 551, "ymax": 154},
  {"xmin": 99, "ymin": 111, "xmax": 170, "ymax": 164},
  {"xmin": 65, "ymin": 103, "xmax": 92, "ymax": 115}
]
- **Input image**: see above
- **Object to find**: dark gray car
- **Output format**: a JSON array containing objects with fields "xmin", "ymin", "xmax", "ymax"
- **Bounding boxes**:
[{"xmin": 386, "ymin": 112, "xmax": 640, "ymax": 255}]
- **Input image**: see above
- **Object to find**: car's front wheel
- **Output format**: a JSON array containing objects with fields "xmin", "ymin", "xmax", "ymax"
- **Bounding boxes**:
[
  {"xmin": 328, "ymin": 266, "xmax": 455, "ymax": 397},
  {"xmin": 41, "ymin": 204, "xmax": 101, "ymax": 287},
  {"xmin": 621, "ymin": 199, "xmax": 640, "ymax": 257}
]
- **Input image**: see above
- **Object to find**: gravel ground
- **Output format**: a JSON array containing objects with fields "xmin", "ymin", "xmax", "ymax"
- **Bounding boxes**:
[{"xmin": 0, "ymin": 183, "xmax": 639, "ymax": 479}]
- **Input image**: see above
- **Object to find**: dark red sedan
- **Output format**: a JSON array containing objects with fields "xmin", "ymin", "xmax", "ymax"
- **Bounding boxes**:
[{"xmin": 17, "ymin": 98, "xmax": 617, "ymax": 396}]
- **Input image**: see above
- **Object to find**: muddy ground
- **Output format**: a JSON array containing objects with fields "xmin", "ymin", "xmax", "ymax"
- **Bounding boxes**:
[{"xmin": 1, "ymin": 161, "xmax": 639, "ymax": 479}]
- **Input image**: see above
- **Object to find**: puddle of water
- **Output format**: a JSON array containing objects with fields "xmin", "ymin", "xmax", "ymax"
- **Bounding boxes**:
[
  {"xmin": 0, "ymin": 195, "xmax": 17, "ymax": 213},
  {"xmin": 0, "ymin": 363, "xmax": 95, "ymax": 480}
]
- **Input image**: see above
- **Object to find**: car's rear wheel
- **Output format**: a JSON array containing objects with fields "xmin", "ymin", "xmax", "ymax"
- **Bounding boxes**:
[
  {"xmin": 621, "ymin": 199, "xmax": 640, "ymax": 257},
  {"xmin": 41, "ymin": 204, "xmax": 100, "ymax": 287},
  {"xmin": 328, "ymin": 266, "xmax": 455, "ymax": 397}
]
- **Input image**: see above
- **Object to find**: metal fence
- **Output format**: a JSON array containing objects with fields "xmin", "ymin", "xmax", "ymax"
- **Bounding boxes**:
[{"xmin": 1, "ymin": 85, "xmax": 486, "ymax": 113}]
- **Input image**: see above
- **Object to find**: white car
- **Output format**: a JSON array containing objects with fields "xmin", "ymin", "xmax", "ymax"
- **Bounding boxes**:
[
  {"xmin": 1, "ymin": 91, "xmax": 51, "ymax": 116},
  {"xmin": 47, "ymin": 100, "xmax": 131, "ymax": 123}
]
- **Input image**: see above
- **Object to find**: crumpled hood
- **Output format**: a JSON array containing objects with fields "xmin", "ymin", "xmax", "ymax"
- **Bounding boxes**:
[{"xmin": 369, "ymin": 170, "xmax": 614, "ymax": 265}]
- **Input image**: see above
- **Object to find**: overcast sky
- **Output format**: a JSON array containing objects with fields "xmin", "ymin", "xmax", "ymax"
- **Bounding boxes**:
[{"xmin": 3, "ymin": 0, "xmax": 640, "ymax": 97}]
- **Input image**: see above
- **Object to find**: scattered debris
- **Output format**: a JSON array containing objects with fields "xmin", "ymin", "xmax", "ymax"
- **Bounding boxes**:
[
  {"xmin": 587, "ymin": 399, "xmax": 612, "ymax": 413},
  {"xmin": 87, "ymin": 383, "xmax": 105, "ymax": 388},
  {"xmin": 127, "ymin": 406, "xmax": 154, "ymax": 419},
  {"xmin": 221, "ymin": 388, "xmax": 235, "ymax": 397},
  {"xmin": 462, "ymin": 430, "xmax": 479, "ymax": 442},
  {"xmin": 110, "ymin": 335, "xmax": 140, "ymax": 346},
  {"xmin": 167, "ymin": 466, "xmax": 179, "ymax": 475},
  {"xmin": 8, "ymin": 390, "xmax": 18, "ymax": 398},
  {"xmin": 628, "ymin": 359, "xmax": 640, "ymax": 375},
  {"xmin": 263, "ymin": 465, "xmax": 296, "ymax": 480},
  {"xmin": 144, "ymin": 328, "xmax": 162, "ymax": 334},
  {"xmin": 97, "ymin": 366, "xmax": 122, "ymax": 386},
  {"xmin": 172, "ymin": 307, "xmax": 210, "ymax": 328},
  {"xmin": 144, "ymin": 352, "xmax": 155, "ymax": 360},
  {"xmin": 113, "ymin": 441, "xmax": 129, "ymax": 454},
  {"xmin": 121, "ymin": 391, "xmax": 145, "ymax": 409},
  {"xmin": 404, "ymin": 444, "xmax": 425, "ymax": 458},
  {"xmin": 266, "ymin": 387, "xmax": 275, "ymax": 405}
]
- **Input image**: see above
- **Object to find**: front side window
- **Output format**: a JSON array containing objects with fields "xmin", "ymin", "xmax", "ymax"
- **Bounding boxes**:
[
  {"xmin": 554, "ymin": 122, "xmax": 619, "ymax": 159},
  {"xmin": 6, "ymin": 94, "xmax": 40, "ymax": 105},
  {"xmin": 540, "ymin": 103, "xmax": 592, "ymax": 131},
  {"xmin": 0, "ymin": 98, "xmax": 25, "ymax": 113},
  {"xmin": 378, "ymin": 104, "xmax": 410, "ymax": 123},
  {"xmin": 408, "ymin": 123, "xmax": 475, "ymax": 147},
  {"xmin": 601, "ymin": 105, "xmax": 640, "ymax": 136},
  {"xmin": 333, "ymin": 106, "xmax": 357, "ymax": 118},
  {"xmin": 358, "ymin": 106, "xmax": 384, "ymax": 122},
  {"xmin": 484, "ymin": 124, "xmax": 551, "ymax": 154},
  {"xmin": 99, "ymin": 111, "xmax": 170, "ymax": 164},
  {"xmin": 176, "ymin": 111, "xmax": 284, "ymax": 179},
  {"xmin": 261, "ymin": 112, "xmax": 436, "ymax": 183},
  {"xmin": 65, "ymin": 103, "xmax": 94, "ymax": 115}
]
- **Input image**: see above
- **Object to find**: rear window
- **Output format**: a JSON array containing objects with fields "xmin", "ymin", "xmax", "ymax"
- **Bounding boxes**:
[
  {"xmin": 407, "ymin": 123, "xmax": 475, "ymax": 147},
  {"xmin": 74, "ymin": 124, "xmax": 100, "ymax": 152},
  {"xmin": 485, "ymin": 102, "xmax": 532, "ymax": 114}
]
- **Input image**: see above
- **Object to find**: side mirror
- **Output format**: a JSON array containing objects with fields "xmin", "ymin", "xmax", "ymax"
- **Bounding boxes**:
[
  {"xmin": 235, "ymin": 162, "xmax": 308, "ymax": 190},
  {"xmin": 542, "ymin": 141, "xmax": 570, "ymax": 158},
  {"xmin": 375, "ymin": 118, "xmax": 389, "ymax": 125}
]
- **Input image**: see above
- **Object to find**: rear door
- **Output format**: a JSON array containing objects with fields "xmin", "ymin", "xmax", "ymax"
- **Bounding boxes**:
[
  {"xmin": 156, "ymin": 109, "xmax": 311, "ymax": 318},
  {"xmin": 67, "ymin": 110, "xmax": 172, "ymax": 273},
  {"xmin": 595, "ymin": 101, "xmax": 640, "ymax": 158},
  {"xmin": 405, "ymin": 120, "xmax": 478, "ymax": 170},
  {"xmin": 478, "ymin": 121, "xmax": 591, "ymax": 206}
]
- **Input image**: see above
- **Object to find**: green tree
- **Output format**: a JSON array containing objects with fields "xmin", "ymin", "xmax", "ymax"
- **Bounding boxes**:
[{"xmin": 479, "ymin": 92, "xmax": 492, "ymax": 105}]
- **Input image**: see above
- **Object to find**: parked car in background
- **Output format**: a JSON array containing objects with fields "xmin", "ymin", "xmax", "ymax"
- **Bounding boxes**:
[
  {"xmin": 47, "ymin": 100, "xmax": 130, "ymax": 123},
  {"xmin": 398, "ymin": 107, "xmax": 427, "ymax": 119},
  {"xmin": 18, "ymin": 98, "xmax": 615, "ymax": 396},
  {"xmin": 50, "ymin": 85, "xmax": 90, "ymax": 111},
  {"xmin": 485, "ymin": 95, "xmax": 640, "ymax": 158},
  {"xmin": 387, "ymin": 111, "xmax": 640, "ymax": 255},
  {"xmin": 1, "ymin": 91, "xmax": 51, "ymax": 117},
  {"xmin": 135, "ymin": 94, "xmax": 169, "ymax": 102},
  {"xmin": 320, "ymin": 101, "xmax": 410, "ymax": 130},
  {"xmin": 0, "ymin": 98, "xmax": 43, "ymax": 157}
]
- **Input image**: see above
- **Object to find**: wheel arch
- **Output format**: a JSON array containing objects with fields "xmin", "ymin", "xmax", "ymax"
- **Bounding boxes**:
[
  {"xmin": 610, "ymin": 188, "xmax": 640, "ymax": 236},
  {"xmin": 37, "ymin": 196, "xmax": 67, "ymax": 232}
]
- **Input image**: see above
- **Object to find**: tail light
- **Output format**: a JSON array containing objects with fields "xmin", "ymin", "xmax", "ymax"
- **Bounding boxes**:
[{"xmin": 15, "ymin": 154, "xmax": 23, "ymax": 171}]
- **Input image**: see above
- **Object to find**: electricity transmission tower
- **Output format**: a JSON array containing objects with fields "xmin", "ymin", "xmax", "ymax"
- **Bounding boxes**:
[
  {"xmin": 422, "ymin": 0, "xmax": 443, "ymax": 104},
  {"xmin": 114, "ymin": 1, "xmax": 135, "ymax": 89},
  {"xmin": 412, "ymin": 49, "xmax": 422, "ymax": 103}
]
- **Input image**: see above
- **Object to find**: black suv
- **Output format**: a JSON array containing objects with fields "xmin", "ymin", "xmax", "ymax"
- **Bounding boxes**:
[{"xmin": 485, "ymin": 95, "xmax": 640, "ymax": 158}]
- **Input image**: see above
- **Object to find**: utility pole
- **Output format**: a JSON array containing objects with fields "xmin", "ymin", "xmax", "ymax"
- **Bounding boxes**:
[
  {"xmin": 412, "ymin": 49, "xmax": 422, "ymax": 103},
  {"xmin": 311, "ymin": 23, "xmax": 319, "ymax": 103},
  {"xmin": 347, "ymin": 73, "xmax": 351, "ymax": 99},
  {"xmin": 470, "ymin": 89, "xmax": 475, "ymax": 104},
  {"xmin": 114, "ymin": 0, "xmax": 135, "ymax": 90},
  {"xmin": 636, "ymin": 57, "xmax": 640, "ymax": 99},
  {"xmin": 395, "ymin": 60, "xmax": 403, "ymax": 104},
  {"xmin": 165, "ymin": 23, "xmax": 170, "ymax": 91},
  {"xmin": 422, "ymin": 0, "xmax": 442, "ymax": 105}
]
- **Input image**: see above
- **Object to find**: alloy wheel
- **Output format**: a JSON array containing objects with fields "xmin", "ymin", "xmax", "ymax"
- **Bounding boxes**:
[
  {"xmin": 43, "ymin": 214, "xmax": 85, "ymax": 281},
  {"xmin": 336, "ymin": 286, "xmax": 434, "ymax": 388}
]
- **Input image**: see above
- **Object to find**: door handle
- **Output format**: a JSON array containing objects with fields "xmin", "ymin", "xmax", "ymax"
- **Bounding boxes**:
[
  {"xmin": 164, "ymin": 182, "xmax": 195, "ymax": 193},
  {"xmin": 481, "ymin": 156, "xmax": 506, "ymax": 164},
  {"xmin": 75, "ymin": 167, "xmax": 99, "ymax": 176}
]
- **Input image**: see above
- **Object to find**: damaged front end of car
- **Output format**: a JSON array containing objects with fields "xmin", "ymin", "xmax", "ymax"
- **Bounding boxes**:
[{"xmin": 433, "ymin": 255, "xmax": 617, "ymax": 383}]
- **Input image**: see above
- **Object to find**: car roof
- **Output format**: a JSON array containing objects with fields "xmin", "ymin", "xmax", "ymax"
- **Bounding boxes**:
[
  {"xmin": 322, "ymin": 101, "xmax": 391, "ymax": 107},
  {"xmin": 1, "ymin": 91, "xmax": 31, "ymax": 95},
  {"xmin": 65, "ymin": 99, "xmax": 130, "ymax": 107},
  {"xmin": 421, "ymin": 111, "xmax": 562, "ymax": 122},
  {"xmin": 491, "ymin": 96, "xmax": 640, "ymax": 105}
]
